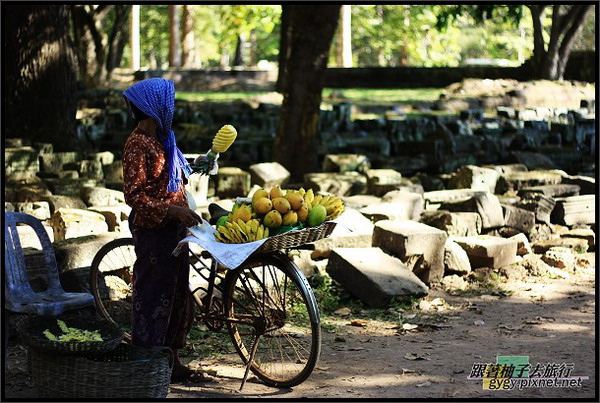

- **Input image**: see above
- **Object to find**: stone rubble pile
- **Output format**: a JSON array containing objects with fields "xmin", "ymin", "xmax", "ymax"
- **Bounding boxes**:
[{"xmin": 4, "ymin": 88, "xmax": 596, "ymax": 305}]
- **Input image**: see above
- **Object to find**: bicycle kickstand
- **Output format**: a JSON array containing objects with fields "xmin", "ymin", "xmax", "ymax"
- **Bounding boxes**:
[{"xmin": 239, "ymin": 335, "xmax": 261, "ymax": 391}]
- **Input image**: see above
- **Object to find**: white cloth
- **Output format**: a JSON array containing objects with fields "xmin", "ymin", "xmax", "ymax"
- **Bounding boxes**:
[{"xmin": 174, "ymin": 218, "xmax": 267, "ymax": 270}]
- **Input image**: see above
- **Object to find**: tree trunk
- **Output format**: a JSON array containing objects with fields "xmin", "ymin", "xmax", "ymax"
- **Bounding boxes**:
[
  {"xmin": 181, "ymin": 5, "xmax": 196, "ymax": 67},
  {"xmin": 274, "ymin": 5, "xmax": 341, "ymax": 181},
  {"xmin": 106, "ymin": 5, "xmax": 130, "ymax": 79},
  {"xmin": 130, "ymin": 5, "xmax": 141, "ymax": 70},
  {"xmin": 233, "ymin": 34, "xmax": 245, "ymax": 67},
  {"xmin": 340, "ymin": 5, "xmax": 353, "ymax": 67},
  {"xmin": 528, "ymin": 4, "xmax": 593, "ymax": 80},
  {"xmin": 249, "ymin": 29, "xmax": 258, "ymax": 67},
  {"xmin": 4, "ymin": 5, "xmax": 78, "ymax": 150},
  {"xmin": 169, "ymin": 5, "xmax": 181, "ymax": 67},
  {"xmin": 71, "ymin": 5, "xmax": 109, "ymax": 88}
]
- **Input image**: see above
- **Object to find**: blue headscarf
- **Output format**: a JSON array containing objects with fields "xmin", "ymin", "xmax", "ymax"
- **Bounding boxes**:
[{"xmin": 123, "ymin": 78, "xmax": 192, "ymax": 193}]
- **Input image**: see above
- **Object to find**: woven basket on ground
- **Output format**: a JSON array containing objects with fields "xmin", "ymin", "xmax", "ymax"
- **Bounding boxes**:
[
  {"xmin": 255, "ymin": 221, "xmax": 337, "ymax": 254},
  {"xmin": 28, "ymin": 343, "xmax": 173, "ymax": 399},
  {"xmin": 19, "ymin": 315, "xmax": 124, "ymax": 355}
]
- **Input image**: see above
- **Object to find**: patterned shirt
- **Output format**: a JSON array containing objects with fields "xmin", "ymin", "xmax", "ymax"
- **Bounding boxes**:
[{"xmin": 123, "ymin": 127, "xmax": 187, "ymax": 229}]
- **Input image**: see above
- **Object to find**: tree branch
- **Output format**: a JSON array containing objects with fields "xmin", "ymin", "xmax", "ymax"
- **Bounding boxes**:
[
  {"xmin": 528, "ymin": 5, "xmax": 547, "ymax": 63},
  {"xmin": 558, "ymin": 5, "xmax": 592, "ymax": 61}
]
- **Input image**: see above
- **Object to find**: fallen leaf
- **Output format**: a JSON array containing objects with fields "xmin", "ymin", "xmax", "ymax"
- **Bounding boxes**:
[
  {"xmin": 535, "ymin": 316, "xmax": 555, "ymax": 322},
  {"xmin": 350, "ymin": 319, "xmax": 368, "ymax": 327},
  {"xmin": 402, "ymin": 323, "xmax": 419, "ymax": 331},
  {"xmin": 347, "ymin": 347, "xmax": 366, "ymax": 351},
  {"xmin": 316, "ymin": 366, "xmax": 330, "ymax": 371},
  {"xmin": 416, "ymin": 381, "xmax": 432, "ymax": 387},
  {"xmin": 474, "ymin": 320, "xmax": 485, "ymax": 326},
  {"xmin": 453, "ymin": 369, "xmax": 465, "ymax": 374},
  {"xmin": 401, "ymin": 368, "xmax": 419, "ymax": 375}
]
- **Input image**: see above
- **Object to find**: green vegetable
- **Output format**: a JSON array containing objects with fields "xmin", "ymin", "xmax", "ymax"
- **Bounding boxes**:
[{"xmin": 43, "ymin": 320, "xmax": 103, "ymax": 342}]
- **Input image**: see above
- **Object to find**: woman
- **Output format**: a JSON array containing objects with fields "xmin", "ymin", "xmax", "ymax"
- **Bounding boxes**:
[{"xmin": 122, "ymin": 78, "xmax": 204, "ymax": 383}]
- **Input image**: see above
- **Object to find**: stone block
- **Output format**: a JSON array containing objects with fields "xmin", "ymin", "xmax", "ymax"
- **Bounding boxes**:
[
  {"xmin": 532, "ymin": 238, "xmax": 589, "ymax": 254},
  {"xmin": 11, "ymin": 201, "xmax": 51, "ymax": 221},
  {"xmin": 453, "ymin": 235, "xmax": 518, "ymax": 269},
  {"xmin": 53, "ymin": 233, "xmax": 120, "ymax": 273},
  {"xmin": 322, "ymin": 154, "xmax": 370, "ymax": 173},
  {"xmin": 485, "ymin": 163, "xmax": 528, "ymax": 175},
  {"xmin": 372, "ymin": 220, "xmax": 447, "ymax": 284},
  {"xmin": 59, "ymin": 170, "xmax": 80, "ymax": 179},
  {"xmin": 88, "ymin": 205, "xmax": 132, "ymax": 232},
  {"xmin": 444, "ymin": 239, "xmax": 471, "ymax": 275},
  {"xmin": 360, "ymin": 192, "xmax": 423, "ymax": 222},
  {"xmin": 326, "ymin": 248, "xmax": 428, "ymax": 308},
  {"xmin": 440, "ymin": 192, "xmax": 504, "ymax": 229},
  {"xmin": 560, "ymin": 228, "xmax": 595, "ymax": 249},
  {"xmin": 216, "ymin": 167, "xmax": 251, "ymax": 198},
  {"xmin": 311, "ymin": 208, "xmax": 374, "ymax": 258},
  {"xmin": 304, "ymin": 172, "xmax": 367, "ymax": 197},
  {"xmin": 561, "ymin": 175, "xmax": 595, "ymax": 195},
  {"xmin": 103, "ymin": 160, "xmax": 124, "ymax": 185},
  {"xmin": 515, "ymin": 194, "xmax": 556, "ymax": 224},
  {"xmin": 48, "ymin": 208, "xmax": 109, "ymax": 241},
  {"xmin": 78, "ymin": 160, "xmax": 105, "ymax": 180},
  {"xmin": 551, "ymin": 195, "xmax": 595, "ymax": 226},
  {"xmin": 249, "ymin": 162, "xmax": 290, "ymax": 188},
  {"xmin": 16, "ymin": 224, "xmax": 54, "ymax": 249},
  {"xmin": 14, "ymin": 183, "xmax": 52, "ymax": 202},
  {"xmin": 518, "ymin": 184, "xmax": 580, "ymax": 198},
  {"xmin": 44, "ymin": 178, "xmax": 102, "ymax": 196},
  {"xmin": 79, "ymin": 186, "xmax": 126, "ymax": 207},
  {"xmin": 502, "ymin": 204, "xmax": 536, "ymax": 234},
  {"xmin": 509, "ymin": 233, "xmax": 532, "ymax": 256},
  {"xmin": 88, "ymin": 151, "xmax": 115, "ymax": 166},
  {"xmin": 43, "ymin": 195, "xmax": 87, "ymax": 214},
  {"xmin": 340, "ymin": 195, "xmax": 382, "ymax": 210},
  {"xmin": 424, "ymin": 189, "xmax": 479, "ymax": 205},
  {"xmin": 39, "ymin": 152, "xmax": 80, "ymax": 174},
  {"xmin": 541, "ymin": 247, "xmax": 575, "ymax": 271},
  {"xmin": 420, "ymin": 210, "xmax": 482, "ymax": 237},
  {"xmin": 33, "ymin": 142, "xmax": 53, "ymax": 154},
  {"xmin": 365, "ymin": 169, "xmax": 403, "ymax": 196},
  {"xmin": 495, "ymin": 170, "xmax": 562, "ymax": 194},
  {"xmin": 448, "ymin": 165, "xmax": 499, "ymax": 193},
  {"xmin": 5, "ymin": 147, "xmax": 39, "ymax": 181},
  {"xmin": 5, "ymin": 138, "xmax": 24, "ymax": 147}
]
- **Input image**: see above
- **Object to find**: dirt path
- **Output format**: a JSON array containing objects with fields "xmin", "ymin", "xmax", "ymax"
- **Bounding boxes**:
[{"xmin": 5, "ymin": 266, "xmax": 595, "ymax": 400}]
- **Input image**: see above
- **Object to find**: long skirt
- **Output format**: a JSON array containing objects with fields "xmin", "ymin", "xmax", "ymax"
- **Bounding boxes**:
[{"xmin": 129, "ymin": 213, "xmax": 195, "ymax": 349}]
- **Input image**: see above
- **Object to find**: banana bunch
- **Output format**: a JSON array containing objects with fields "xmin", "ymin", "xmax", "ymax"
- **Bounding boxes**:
[
  {"xmin": 300, "ymin": 189, "xmax": 344, "ymax": 221},
  {"xmin": 215, "ymin": 218, "xmax": 269, "ymax": 244}
]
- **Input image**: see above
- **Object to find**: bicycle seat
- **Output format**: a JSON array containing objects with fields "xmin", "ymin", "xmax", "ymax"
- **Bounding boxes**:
[{"xmin": 208, "ymin": 203, "xmax": 230, "ymax": 225}]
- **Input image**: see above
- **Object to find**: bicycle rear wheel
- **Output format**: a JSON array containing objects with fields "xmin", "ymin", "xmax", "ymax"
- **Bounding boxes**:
[
  {"xmin": 89, "ymin": 237, "xmax": 136, "ymax": 340},
  {"xmin": 224, "ymin": 252, "xmax": 321, "ymax": 388}
]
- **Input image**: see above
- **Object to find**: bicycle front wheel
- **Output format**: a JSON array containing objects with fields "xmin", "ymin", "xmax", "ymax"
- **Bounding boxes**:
[
  {"xmin": 224, "ymin": 252, "xmax": 321, "ymax": 388},
  {"xmin": 89, "ymin": 237, "xmax": 136, "ymax": 340}
]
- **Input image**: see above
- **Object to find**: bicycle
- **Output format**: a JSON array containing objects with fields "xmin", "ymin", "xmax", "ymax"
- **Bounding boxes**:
[{"xmin": 89, "ymin": 207, "xmax": 335, "ymax": 389}]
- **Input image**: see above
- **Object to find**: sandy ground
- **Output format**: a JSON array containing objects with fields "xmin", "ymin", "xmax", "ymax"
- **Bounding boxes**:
[{"xmin": 4, "ymin": 264, "xmax": 595, "ymax": 400}]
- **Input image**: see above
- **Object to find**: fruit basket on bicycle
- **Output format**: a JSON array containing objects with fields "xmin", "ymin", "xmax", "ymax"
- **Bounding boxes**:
[{"xmin": 89, "ymin": 186, "xmax": 344, "ymax": 390}]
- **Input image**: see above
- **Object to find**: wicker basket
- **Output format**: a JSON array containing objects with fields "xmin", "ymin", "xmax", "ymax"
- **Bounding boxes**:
[
  {"xmin": 28, "ymin": 343, "xmax": 173, "ymax": 399},
  {"xmin": 19, "ymin": 315, "xmax": 124, "ymax": 355},
  {"xmin": 255, "ymin": 221, "xmax": 337, "ymax": 254}
]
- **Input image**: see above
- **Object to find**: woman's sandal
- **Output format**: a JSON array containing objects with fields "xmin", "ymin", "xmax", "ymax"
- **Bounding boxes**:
[{"xmin": 170, "ymin": 368, "xmax": 216, "ymax": 384}]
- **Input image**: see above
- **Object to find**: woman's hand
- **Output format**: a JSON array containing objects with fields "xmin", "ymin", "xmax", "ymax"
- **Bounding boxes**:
[{"xmin": 167, "ymin": 205, "xmax": 202, "ymax": 227}]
